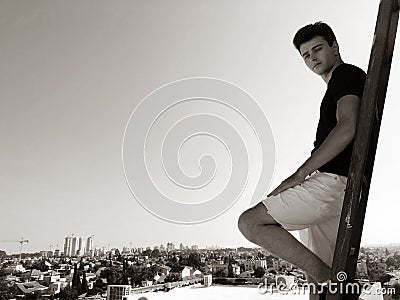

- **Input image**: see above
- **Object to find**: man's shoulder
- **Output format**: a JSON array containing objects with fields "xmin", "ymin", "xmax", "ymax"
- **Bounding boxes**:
[
  {"xmin": 332, "ymin": 63, "xmax": 366, "ymax": 79},
  {"xmin": 327, "ymin": 63, "xmax": 367, "ymax": 100}
]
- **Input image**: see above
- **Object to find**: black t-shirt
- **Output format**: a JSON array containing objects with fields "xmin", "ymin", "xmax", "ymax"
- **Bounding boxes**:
[{"xmin": 311, "ymin": 63, "xmax": 366, "ymax": 176}]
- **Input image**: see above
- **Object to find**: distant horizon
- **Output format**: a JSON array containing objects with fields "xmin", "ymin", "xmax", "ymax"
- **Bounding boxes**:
[{"xmin": 2, "ymin": 241, "xmax": 400, "ymax": 256}]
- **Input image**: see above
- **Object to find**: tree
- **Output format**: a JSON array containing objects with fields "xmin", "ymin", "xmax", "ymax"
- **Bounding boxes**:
[
  {"xmin": 254, "ymin": 267, "xmax": 266, "ymax": 278},
  {"xmin": 215, "ymin": 269, "xmax": 227, "ymax": 278},
  {"xmin": 377, "ymin": 273, "xmax": 392, "ymax": 285},
  {"xmin": 151, "ymin": 249, "xmax": 160, "ymax": 258},
  {"xmin": 100, "ymin": 267, "xmax": 123, "ymax": 285},
  {"xmin": 127, "ymin": 266, "xmax": 139, "ymax": 286},
  {"xmin": 94, "ymin": 278, "xmax": 104, "ymax": 289},
  {"xmin": 239, "ymin": 263, "xmax": 245, "ymax": 273},
  {"xmin": 143, "ymin": 249, "xmax": 152, "ymax": 257},
  {"xmin": 188, "ymin": 253, "xmax": 201, "ymax": 269},
  {"xmin": 393, "ymin": 283, "xmax": 400, "ymax": 300},
  {"xmin": 366, "ymin": 260, "xmax": 387, "ymax": 282},
  {"xmin": 81, "ymin": 271, "xmax": 89, "ymax": 294},
  {"xmin": 72, "ymin": 264, "xmax": 79, "ymax": 289},
  {"xmin": 0, "ymin": 277, "xmax": 18, "ymax": 299},
  {"xmin": 168, "ymin": 255, "xmax": 177, "ymax": 264},
  {"xmin": 141, "ymin": 270, "xmax": 154, "ymax": 282},
  {"xmin": 257, "ymin": 251, "xmax": 265, "ymax": 259},
  {"xmin": 386, "ymin": 257, "xmax": 396, "ymax": 267},
  {"xmin": 31, "ymin": 259, "xmax": 49, "ymax": 272},
  {"xmin": 58, "ymin": 285, "xmax": 78, "ymax": 300},
  {"xmin": 0, "ymin": 250, "xmax": 6, "ymax": 262},
  {"xmin": 228, "ymin": 264, "xmax": 234, "ymax": 278},
  {"xmin": 164, "ymin": 273, "xmax": 179, "ymax": 283}
]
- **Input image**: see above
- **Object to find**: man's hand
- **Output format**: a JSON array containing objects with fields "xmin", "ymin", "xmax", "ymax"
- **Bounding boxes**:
[{"xmin": 267, "ymin": 171, "xmax": 307, "ymax": 197}]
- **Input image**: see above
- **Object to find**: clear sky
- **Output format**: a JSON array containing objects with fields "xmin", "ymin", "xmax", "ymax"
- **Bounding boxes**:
[{"xmin": 1, "ymin": 0, "xmax": 399, "ymax": 255}]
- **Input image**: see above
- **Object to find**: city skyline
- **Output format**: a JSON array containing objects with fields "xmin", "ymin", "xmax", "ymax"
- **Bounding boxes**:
[
  {"xmin": 3, "ymin": 234, "xmax": 400, "ymax": 256},
  {"xmin": 1, "ymin": 1, "xmax": 399, "ymax": 255}
]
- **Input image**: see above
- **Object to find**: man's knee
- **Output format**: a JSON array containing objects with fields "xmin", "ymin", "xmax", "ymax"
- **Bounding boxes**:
[
  {"xmin": 238, "ymin": 209, "xmax": 255, "ymax": 238},
  {"xmin": 238, "ymin": 203, "xmax": 278, "ymax": 240}
]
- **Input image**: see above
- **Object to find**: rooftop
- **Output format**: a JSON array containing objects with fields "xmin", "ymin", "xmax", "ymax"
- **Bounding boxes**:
[{"xmin": 125, "ymin": 284, "xmax": 309, "ymax": 299}]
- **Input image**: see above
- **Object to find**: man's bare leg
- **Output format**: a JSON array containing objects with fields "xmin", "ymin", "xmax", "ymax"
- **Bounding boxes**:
[{"xmin": 238, "ymin": 202, "xmax": 331, "ymax": 283}]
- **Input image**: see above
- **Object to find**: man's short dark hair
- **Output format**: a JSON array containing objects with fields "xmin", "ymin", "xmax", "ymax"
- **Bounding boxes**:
[{"xmin": 293, "ymin": 22, "xmax": 337, "ymax": 52}]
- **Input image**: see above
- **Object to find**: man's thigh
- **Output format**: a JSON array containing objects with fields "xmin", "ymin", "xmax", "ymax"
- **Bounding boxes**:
[{"xmin": 261, "ymin": 172, "xmax": 346, "ymax": 231}]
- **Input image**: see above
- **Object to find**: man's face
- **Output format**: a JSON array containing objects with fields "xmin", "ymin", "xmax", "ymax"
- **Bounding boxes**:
[{"xmin": 299, "ymin": 36, "xmax": 339, "ymax": 76}]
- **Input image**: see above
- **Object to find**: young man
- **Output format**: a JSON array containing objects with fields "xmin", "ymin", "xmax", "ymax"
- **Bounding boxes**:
[{"xmin": 238, "ymin": 22, "xmax": 366, "ymax": 299}]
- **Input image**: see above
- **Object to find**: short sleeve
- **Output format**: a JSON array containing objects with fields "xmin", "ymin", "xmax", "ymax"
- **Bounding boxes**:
[{"xmin": 330, "ymin": 65, "xmax": 366, "ymax": 102}]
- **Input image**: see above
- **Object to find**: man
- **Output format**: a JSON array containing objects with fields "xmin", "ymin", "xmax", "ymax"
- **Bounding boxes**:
[{"xmin": 238, "ymin": 22, "xmax": 366, "ymax": 299}]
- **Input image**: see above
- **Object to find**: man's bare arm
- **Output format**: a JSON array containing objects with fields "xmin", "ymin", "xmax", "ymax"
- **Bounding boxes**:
[{"xmin": 268, "ymin": 95, "xmax": 360, "ymax": 197}]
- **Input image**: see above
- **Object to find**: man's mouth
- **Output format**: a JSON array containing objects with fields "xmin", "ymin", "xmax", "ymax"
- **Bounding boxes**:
[{"xmin": 313, "ymin": 63, "xmax": 321, "ymax": 69}]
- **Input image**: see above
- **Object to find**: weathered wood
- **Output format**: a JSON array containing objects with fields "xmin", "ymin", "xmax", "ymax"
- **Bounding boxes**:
[{"xmin": 326, "ymin": 0, "xmax": 399, "ymax": 299}]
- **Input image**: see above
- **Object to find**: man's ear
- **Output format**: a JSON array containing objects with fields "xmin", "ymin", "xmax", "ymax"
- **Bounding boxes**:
[{"xmin": 332, "ymin": 41, "xmax": 340, "ymax": 56}]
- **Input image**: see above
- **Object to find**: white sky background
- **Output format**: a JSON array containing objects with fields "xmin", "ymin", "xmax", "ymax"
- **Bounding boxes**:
[{"xmin": 1, "ymin": 0, "xmax": 399, "ymax": 254}]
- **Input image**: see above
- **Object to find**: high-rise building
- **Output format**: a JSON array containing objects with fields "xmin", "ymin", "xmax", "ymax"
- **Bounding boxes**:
[
  {"xmin": 166, "ymin": 242, "xmax": 175, "ymax": 252},
  {"xmin": 76, "ymin": 237, "xmax": 84, "ymax": 256},
  {"xmin": 180, "ymin": 243, "xmax": 185, "ymax": 251},
  {"xmin": 63, "ymin": 235, "xmax": 94, "ymax": 257},
  {"xmin": 71, "ymin": 236, "xmax": 79, "ymax": 256},
  {"xmin": 94, "ymin": 248, "xmax": 103, "ymax": 257},
  {"xmin": 86, "ymin": 236, "xmax": 93, "ymax": 256},
  {"xmin": 54, "ymin": 249, "xmax": 60, "ymax": 257},
  {"xmin": 63, "ymin": 236, "xmax": 72, "ymax": 257}
]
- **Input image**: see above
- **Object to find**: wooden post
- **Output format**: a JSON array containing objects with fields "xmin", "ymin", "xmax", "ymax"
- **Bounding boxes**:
[{"xmin": 326, "ymin": 0, "xmax": 399, "ymax": 299}]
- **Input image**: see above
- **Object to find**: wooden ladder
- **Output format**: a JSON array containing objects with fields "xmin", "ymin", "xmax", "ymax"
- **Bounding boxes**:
[{"xmin": 327, "ymin": 0, "xmax": 399, "ymax": 299}]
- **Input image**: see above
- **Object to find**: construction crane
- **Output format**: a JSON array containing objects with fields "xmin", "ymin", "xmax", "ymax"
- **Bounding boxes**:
[{"xmin": 0, "ymin": 238, "xmax": 29, "ymax": 261}]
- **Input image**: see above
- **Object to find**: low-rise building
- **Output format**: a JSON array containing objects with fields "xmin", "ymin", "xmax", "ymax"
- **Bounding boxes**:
[
  {"xmin": 107, "ymin": 285, "xmax": 131, "ymax": 300},
  {"xmin": 169, "ymin": 266, "xmax": 191, "ymax": 280}
]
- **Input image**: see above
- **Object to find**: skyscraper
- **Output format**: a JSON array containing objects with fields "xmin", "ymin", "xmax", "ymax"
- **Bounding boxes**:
[
  {"xmin": 71, "ymin": 236, "xmax": 79, "ymax": 256},
  {"xmin": 86, "ymin": 236, "xmax": 93, "ymax": 256},
  {"xmin": 166, "ymin": 242, "xmax": 175, "ymax": 252},
  {"xmin": 63, "ymin": 234, "xmax": 94, "ymax": 257},
  {"xmin": 63, "ymin": 236, "xmax": 72, "ymax": 257}
]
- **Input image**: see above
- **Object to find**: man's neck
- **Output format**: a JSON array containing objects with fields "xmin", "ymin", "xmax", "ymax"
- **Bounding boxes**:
[{"xmin": 322, "ymin": 59, "xmax": 344, "ymax": 83}]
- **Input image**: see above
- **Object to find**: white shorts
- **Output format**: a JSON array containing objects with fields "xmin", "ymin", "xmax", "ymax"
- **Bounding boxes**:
[{"xmin": 261, "ymin": 171, "xmax": 347, "ymax": 267}]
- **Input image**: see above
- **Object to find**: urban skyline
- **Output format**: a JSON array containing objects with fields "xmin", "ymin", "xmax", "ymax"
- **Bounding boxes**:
[{"xmin": 2, "ymin": 233, "xmax": 399, "ymax": 256}]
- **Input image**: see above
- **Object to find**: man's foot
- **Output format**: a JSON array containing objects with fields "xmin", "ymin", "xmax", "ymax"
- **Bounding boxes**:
[
  {"xmin": 319, "ymin": 285, "xmax": 327, "ymax": 300},
  {"xmin": 341, "ymin": 279, "xmax": 361, "ymax": 300},
  {"xmin": 320, "ymin": 279, "xmax": 361, "ymax": 300}
]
